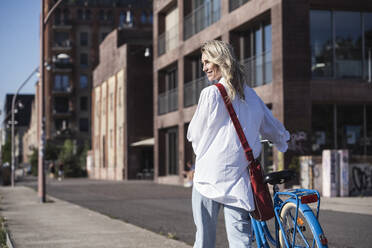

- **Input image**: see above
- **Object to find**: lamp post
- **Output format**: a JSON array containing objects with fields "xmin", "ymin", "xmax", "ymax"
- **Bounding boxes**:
[
  {"xmin": 11, "ymin": 67, "xmax": 39, "ymax": 187},
  {"xmin": 39, "ymin": 0, "xmax": 64, "ymax": 202}
]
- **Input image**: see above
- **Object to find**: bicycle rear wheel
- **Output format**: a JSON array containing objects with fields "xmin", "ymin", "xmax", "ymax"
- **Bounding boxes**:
[{"xmin": 279, "ymin": 201, "xmax": 326, "ymax": 248}]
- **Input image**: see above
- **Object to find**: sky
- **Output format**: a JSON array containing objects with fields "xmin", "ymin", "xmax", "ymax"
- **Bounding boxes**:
[{"xmin": 0, "ymin": 1, "xmax": 40, "ymax": 118}]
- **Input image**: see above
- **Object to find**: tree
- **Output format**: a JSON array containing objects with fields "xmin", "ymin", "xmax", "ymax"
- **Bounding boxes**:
[
  {"xmin": 58, "ymin": 139, "xmax": 86, "ymax": 177},
  {"xmin": 1, "ymin": 139, "xmax": 11, "ymax": 164}
]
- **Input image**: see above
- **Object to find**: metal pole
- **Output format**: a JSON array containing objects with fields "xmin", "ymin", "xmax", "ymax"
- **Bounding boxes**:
[
  {"xmin": 11, "ymin": 68, "xmax": 39, "ymax": 187},
  {"xmin": 368, "ymin": 49, "xmax": 371, "ymax": 83},
  {"xmin": 39, "ymin": 0, "xmax": 64, "ymax": 203}
]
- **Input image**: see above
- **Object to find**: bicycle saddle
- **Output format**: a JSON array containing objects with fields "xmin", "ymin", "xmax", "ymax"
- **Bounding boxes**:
[{"xmin": 263, "ymin": 170, "xmax": 296, "ymax": 185}]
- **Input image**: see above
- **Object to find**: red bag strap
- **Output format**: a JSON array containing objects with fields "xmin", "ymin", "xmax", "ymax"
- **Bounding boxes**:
[{"xmin": 214, "ymin": 83, "xmax": 254, "ymax": 162}]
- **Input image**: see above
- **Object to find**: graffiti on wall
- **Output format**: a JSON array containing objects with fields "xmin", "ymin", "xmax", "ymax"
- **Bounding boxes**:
[
  {"xmin": 288, "ymin": 131, "xmax": 309, "ymax": 154},
  {"xmin": 350, "ymin": 164, "xmax": 372, "ymax": 196}
]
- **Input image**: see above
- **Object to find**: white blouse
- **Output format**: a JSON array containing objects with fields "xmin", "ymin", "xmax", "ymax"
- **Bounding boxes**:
[{"xmin": 187, "ymin": 78, "xmax": 290, "ymax": 211}]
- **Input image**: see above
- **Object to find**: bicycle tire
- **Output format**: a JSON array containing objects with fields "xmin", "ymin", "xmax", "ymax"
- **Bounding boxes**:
[{"xmin": 279, "ymin": 201, "xmax": 326, "ymax": 248}]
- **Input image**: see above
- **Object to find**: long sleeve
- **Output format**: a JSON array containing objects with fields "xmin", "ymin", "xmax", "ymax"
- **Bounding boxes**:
[
  {"xmin": 259, "ymin": 99, "xmax": 290, "ymax": 152},
  {"xmin": 187, "ymin": 87, "xmax": 213, "ymax": 157}
]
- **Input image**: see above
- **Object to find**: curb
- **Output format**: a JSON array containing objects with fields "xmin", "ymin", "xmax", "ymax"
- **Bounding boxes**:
[{"xmin": 2, "ymin": 220, "xmax": 15, "ymax": 248}]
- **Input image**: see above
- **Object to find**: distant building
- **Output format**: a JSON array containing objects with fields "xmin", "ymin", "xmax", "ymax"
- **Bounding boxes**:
[
  {"xmin": 41, "ymin": 0, "xmax": 153, "ymax": 150},
  {"xmin": 91, "ymin": 26, "xmax": 153, "ymax": 180},
  {"xmin": 153, "ymin": 0, "xmax": 372, "ymax": 185},
  {"xmin": 3, "ymin": 94, "xmax": 34, "ymax": 166},
  {"xmin": 23, "ymin": 85, "xmax": 39, "ymax": 164}
]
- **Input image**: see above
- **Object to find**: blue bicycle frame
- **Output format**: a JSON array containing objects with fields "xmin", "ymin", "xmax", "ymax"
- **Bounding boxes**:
[{"xmin": 251, "ymin": 187, "xmax": 326, "ymax": 248}]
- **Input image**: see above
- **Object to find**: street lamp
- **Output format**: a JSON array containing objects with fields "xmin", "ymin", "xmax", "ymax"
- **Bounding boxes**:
[
  {"xmin": 39, "ymin": 0, "xmax": 64, "ymax": 202},
  {"xmin": 11, "ymin": 67, "xmax": 39, "ymax": 187}
]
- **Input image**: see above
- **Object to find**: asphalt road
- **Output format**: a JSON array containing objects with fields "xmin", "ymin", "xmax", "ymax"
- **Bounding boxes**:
[{"xmin": 21, "ymin": 177, "xmax": 372, "ymax": 248}]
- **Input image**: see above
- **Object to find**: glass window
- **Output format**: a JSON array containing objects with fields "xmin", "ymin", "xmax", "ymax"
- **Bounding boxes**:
[
  {"xmin": 264, "ymin": 23, "xmax": 272, "ymax": 84},
  {"xmin": 334, "ymin": 11, "xmax": 362, "ymax": 78},
  {"xmin": 167, "ymin": 128, "xmax": 178, "ymax": 175},
  {"xmin": 254, "ymin": 27, "xmax": 263, "ymax": 86},
  {"xmin": 77, "ymin": 9, "xmax": 83, "ymax": 20},
  {"xmin": 80, "ymin": 53, "xmax": 88, "ymax": 67},
  {"xmin": 99, "ymin": 9, "xmax": 105, "ymax": 21},
  {"xmin": 364, "ymin": 13, "xmax": 372, "ymax": 80},
  {"xmin": 310, "ymin": 10, "xmax": 333, "ymax": 78},
  {"xmin": 54, "ymin": 75, "xmax": 70, "ymax": 91},
  {"xmin": 80, "ymin": 32, "xmax": 88, "ymax": 46},
  {"xmin": 80, "ymin": 75, "xmax": 88, "ymax": 88},
  {"xmin": 337, "ymin": 105, "xmax": 364, "ymax": 155},
  {"xmin": 79, "ymin": 118, "xmax": 89, "ymax": 132},
  {"xmin": 367, "ymin": 105, "xmax": 372, "ymax": 155},
  {"xmin": 54, "ymin": 97, "xmax": 69, "ymax": 113},
  {"xmin": 80, "ymin": 96, "xmax": 88, "ymax": 111},
  {"xmin": 311, "ymin": 104, "xmax": 334, "ymax": 154},
  {"xmin": 140, "ymin": 11, "xmax": 147, "ymax": 24}
]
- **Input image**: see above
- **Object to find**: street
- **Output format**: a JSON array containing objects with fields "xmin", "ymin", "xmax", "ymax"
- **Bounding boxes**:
[{"xmin": 21, "ymin": 177, "xmax": 372, "ymax": 248}]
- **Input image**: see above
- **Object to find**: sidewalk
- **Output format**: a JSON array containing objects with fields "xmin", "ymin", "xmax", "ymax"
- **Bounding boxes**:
[
  {"xmin": 320, "ymin": 196, "xmax": 372, "ymax": 216},
  {"xmin": 0, "ymin": 186, "xmax": 191, "ymax": 248}
]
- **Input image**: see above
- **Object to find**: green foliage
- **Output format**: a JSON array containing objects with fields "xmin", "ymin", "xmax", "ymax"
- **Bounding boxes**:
[
  {"xmin": 45, "ymin": 141, "xmax": 59, "ymax": 161},
  {"xmin": 58, "ymin": 139, "xmax": 87, "ymax": 177},
  {"xmin": 1, "ymin": 139, "xmax": 11, "ymax": 164},
  {"xmin": 30, "ymin": 148, "xmax": 38, "ymax": 176}
]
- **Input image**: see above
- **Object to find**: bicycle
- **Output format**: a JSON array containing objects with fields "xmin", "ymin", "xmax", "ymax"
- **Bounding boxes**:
[{"xmin": 250, "ymin": 169, "xmax": 328, "ymax": 248}]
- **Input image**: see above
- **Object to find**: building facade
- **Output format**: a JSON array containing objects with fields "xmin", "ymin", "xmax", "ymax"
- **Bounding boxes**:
[
  {"xmin": 92, "ymin": 26, "xmax": 153, "ymax": 180},
  {"xmin": 3, "ymin": 94, "xmax": 35, "ymax": 166},
  {"xmin": 42, "ymin": 0, "xmax": 153, "ymax": 149},
  {"xmin": 153, "ymin": 0, "xmax": 372, "ymax": 185},
  {"xmin": 23, "ymin": 93, "xmax": 39, "ymax": 164}
]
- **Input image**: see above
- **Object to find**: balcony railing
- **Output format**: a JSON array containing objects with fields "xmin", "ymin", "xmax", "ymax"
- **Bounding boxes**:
[
  {"xmin": 52, "ymin": 40, "xmax": 72, "ymax": 50},
  {"xmin": 158, "ymin": 88, "xmax": 178, "ymax": 115},
  {"xmin": 184, "ymin": 76, "xmax": 210, "ymax": 107},
  {"xmin": 184, "ymin": 0, "xmax": 221, "ymax": 40},
  {"xmin": 53, "ymin": 19, "xmax": 72, "ymax": 28},
  {"xmin": 229, "ymin": 0, "xmax": 250, "ymax": 12},
  {"xmin": 158, "ymin": 24, "xmax": 179, "ymax": 56},
  {"xmin": 242, "ymin": 50, "xmax": 272, "ymax": 88},
  {"xmin": 52, "ymin": 86, "xmax": 72, "ymax": 94}
]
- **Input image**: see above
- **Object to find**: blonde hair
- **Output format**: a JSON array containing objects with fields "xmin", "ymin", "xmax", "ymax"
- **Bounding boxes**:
[{"xmin": 201, "ymin": 40, "xmax": 246, "ymax": 100}]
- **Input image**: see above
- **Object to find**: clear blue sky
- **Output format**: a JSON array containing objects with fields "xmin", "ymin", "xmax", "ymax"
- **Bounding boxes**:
[{"xmin": 0, "ymin": 1, "xmax": 40, "ymax": 117}]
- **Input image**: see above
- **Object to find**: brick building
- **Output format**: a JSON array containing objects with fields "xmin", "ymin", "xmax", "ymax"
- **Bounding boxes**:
[
  {"xmin": 153, "ymin": 0, "xmax": 372, "ymax": 185},
  {"xmin": 92, "ymin": 26, "xmax": 153, "ymax": 180},
  {"xmin": 41, "ymin": 0, "xmax": 152, "ymax": 149}
]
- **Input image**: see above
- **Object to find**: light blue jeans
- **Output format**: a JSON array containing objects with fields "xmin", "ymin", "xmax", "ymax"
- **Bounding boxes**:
[{"xmin": 192, "ymin": 187, "xmax": 252, "ymax": 248}]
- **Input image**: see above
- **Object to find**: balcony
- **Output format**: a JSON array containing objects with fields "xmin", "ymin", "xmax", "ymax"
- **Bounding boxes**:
[
  {"xmin": 52, "ymin": 40, "xmax": 72, "ymax": 52},
  {"xmin": 242, "ymin": 50, "xmax": 272, "ymax": 88},
  {"xmin": 229, "ymin": 0, "xmax": 250, "ymax": 12},
  {"xmin": 52, "ymin": 54, "xmax": 73, "ymax": 72},
  {"xmin": 184, "ymin": 76, "xmax": 209, "ymax": 107},
  {"xmin": 158, "ymin": 24, "xmax": 179, "ymax": 56},
  {"xmin": 52, "ymin": 86, "xmax": 73, "ymax": 95},
  {"xmin": 158, "ymin": 88, "xmax": 178, "ymax": 115},
  {"xmin": 52, "ymin": 19, "xmax": 72, "ymax": 29},
  {"xmin": 184, "ymin": 0, "xmax": 221, "ymax": 40}
]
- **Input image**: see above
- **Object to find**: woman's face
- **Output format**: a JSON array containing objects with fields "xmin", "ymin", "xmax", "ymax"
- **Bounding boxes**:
[{"xmin": 202, "ymin": 53, "xmax": 222, "ymax": 82}]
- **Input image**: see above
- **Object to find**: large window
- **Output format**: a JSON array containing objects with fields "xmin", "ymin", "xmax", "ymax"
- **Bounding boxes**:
[
  {"xmin": 80, "ymin": 32, "xmax": 88, "ymax": 46},
  {"xmin": 54, "ymin": 75, "xmax": 70, "ymax": 92},
  {"xmin": 310, "ymin": 10, "xmax": 372, "ymax": 80},
  {"xmin": 364, "ymin": 13, "xmax": 372, "ymax": 80},
  {"xmin": 238, "ymin": 21, "xmax": 272, "ymax": 87},
  {"xmin": 158, "ymin": 67, "xmax": 178, "ymax": 114},
  {"xmin": 80, "ymin": 75, "xmax": 88, "ymax": 88},
  {"xmin": 310, "ymin": 11, "xmax": 333, "ymax": 78},
  {"xmin": 80, "ymin": 53, "xmax": 88, "ymax": 67},
  {"xmin": 80, "ymin": 96, "xmax": 88, "ymax": 111},
  {"xmin": 79, "ymin": 118, "xmax": 89, "ymax": 132},
  {"xmin": 312, "ymin": 104, "xmax": 372, "ymax": 156},
  {"xmin": 166, "ymin": 128, "xmax": 178, "ymax": 175}
]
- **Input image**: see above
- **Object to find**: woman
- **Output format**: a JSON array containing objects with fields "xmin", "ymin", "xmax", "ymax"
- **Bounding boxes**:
[{"xmin": 187, "ymin": 40, "xmax": 290, "ymax": 247}]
